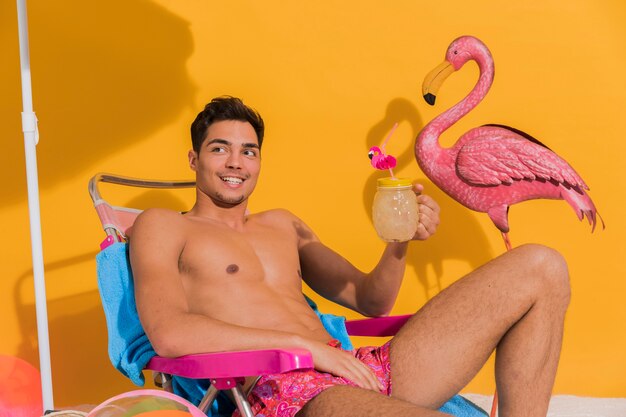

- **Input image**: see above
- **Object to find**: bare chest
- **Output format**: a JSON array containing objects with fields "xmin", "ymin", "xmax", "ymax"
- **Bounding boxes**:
[
  {"xmin": 171, "ymin": 215, "xmax": 328, "ymax": 336},
  {"xmin": 178, "ymin": 222, "xmax": 302, "ymax": 289}
]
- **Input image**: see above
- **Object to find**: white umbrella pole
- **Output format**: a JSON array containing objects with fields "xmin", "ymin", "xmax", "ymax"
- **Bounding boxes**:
[{"xmin": 16, "ymin": 0, "xmax": 54, "ymax": 411}]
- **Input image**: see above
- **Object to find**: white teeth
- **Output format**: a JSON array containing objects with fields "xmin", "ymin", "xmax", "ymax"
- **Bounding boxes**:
[{"xmin": 222, "ymin": 176, "xmax": 243, "ymax": 184}]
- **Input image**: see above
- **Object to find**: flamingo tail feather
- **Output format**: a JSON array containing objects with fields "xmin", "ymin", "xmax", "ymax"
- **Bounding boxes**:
[{"xmin": 560, "ymin": 187, "xmax": 603, "ymax": 232}]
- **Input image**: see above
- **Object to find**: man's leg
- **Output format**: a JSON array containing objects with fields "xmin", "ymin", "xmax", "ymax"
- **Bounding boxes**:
[
  {"xmin": 390, "ymin": 244, "xmax": 570, "ymax": 417},
  {"xmin": 297, "ymin": 386, "xmax": 447, "ymax": 417}
]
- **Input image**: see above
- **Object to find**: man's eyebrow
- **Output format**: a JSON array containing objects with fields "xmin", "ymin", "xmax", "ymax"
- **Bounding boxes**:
[
  {"xmin": 204, "ymin": 139, "xmax": 258, "ymax": 149},
  {"xmin": 205, "ymin": 138, "xmax": 230, "ymax": 146}
]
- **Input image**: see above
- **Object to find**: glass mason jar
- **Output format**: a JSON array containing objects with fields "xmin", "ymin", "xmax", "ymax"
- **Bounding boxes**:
[{"xmin": 372, "ymin": 177, "xmax": 419, "ymax": 242}]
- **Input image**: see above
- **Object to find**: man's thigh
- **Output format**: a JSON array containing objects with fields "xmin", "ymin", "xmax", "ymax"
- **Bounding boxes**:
[
  {"xmin": 297, "ymin": 385, "xmax": 445, "ymax": 417},
  {"xmin": 389, "ymin": 244, "xmax": 550, "ymax": 407}
]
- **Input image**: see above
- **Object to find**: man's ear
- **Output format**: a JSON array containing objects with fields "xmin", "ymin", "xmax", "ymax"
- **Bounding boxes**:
[{"xmin": 188, "ymin": 149, "xmax": 198, "ymax": 171}]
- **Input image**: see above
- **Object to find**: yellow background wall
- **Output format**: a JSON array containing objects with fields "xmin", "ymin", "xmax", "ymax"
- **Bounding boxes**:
[{"xmin": 2, "ymin": 0, "xmax": 625, "ymax": 407}]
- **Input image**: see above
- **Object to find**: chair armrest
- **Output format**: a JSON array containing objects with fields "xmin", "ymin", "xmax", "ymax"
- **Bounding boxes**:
[
  {"xmin": 345, "ymin": 314, "xmax": 412, "ymax": 337},
  {"xmin": 146, "ymin": 348, "xmax": 313, "ymax": 379}
]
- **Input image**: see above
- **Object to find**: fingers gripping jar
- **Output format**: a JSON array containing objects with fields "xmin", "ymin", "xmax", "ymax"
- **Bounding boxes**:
[{"xmin": 372, "ymin": 178, "xmax": 419, "ymax": 242}]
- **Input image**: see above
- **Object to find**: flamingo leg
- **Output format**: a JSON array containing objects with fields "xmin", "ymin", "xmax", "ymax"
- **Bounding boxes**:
[
  {"xmin": 502, "ymin": 232, "xmax": 512, "ymax": 252},
  {"xmin": 490, "ymin": 391, "xmax": 498, "ymax": 417}
]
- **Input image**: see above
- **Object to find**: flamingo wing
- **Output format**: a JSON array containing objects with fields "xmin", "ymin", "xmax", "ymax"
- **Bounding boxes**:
[{"xmin": 456, "ymin": 129, "xmax": 589, "ymax": 190}]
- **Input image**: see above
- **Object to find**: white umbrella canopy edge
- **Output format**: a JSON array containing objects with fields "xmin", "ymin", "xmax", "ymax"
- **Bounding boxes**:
[{"xmin": 16, "ymin": 0, "xmax": 54, "ymax": 411}]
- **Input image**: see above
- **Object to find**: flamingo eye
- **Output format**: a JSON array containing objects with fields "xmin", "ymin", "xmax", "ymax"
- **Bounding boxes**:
[{"xmin": 368, "ymin": 150, "xmax": 374, "ymax": 159}]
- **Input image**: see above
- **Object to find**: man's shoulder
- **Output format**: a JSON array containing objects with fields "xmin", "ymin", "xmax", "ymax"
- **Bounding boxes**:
[
  {"xmin": 251, "ymin": 208, "xmax": 300, "ymax": 226},
  {"xmin": 251, "ymin": 209, "xmax": 318, "ymax": 243},
  {"xmin": 254, "ymin": 208, "xmax": 296, "ymax": 219},
  {"xmin": 130, "ymin": 208, "xmax": 186, "ymax": 238},
  {"xmin": 135, "ymin": 207, "xmax": 185, "ymax": 225}
]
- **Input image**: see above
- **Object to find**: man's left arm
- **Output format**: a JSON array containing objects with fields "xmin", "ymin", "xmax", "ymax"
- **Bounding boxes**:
[{"xmin": 298, "ymin": 184, "xmax": 440, "ymax": 317}]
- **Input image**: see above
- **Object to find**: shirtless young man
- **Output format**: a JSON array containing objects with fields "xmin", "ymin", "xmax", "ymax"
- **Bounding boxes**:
[{"xmin": 130, "ymin": 96, "xmax": 570, "ymax": 417}]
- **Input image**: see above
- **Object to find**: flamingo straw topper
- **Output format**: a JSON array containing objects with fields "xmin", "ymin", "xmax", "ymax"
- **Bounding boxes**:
[
  {"xmin": 416, "ymin": 35, "xmax": 603, "ymax": 251},
  {"xmin": 369, "ymin": 122, "xmax": 399, "ymax": 178}
]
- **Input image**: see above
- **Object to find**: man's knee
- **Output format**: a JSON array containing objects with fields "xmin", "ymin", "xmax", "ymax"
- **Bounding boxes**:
[{"xmin": 514, "ymin": 243, "xmax": 570, "ymax": 306}]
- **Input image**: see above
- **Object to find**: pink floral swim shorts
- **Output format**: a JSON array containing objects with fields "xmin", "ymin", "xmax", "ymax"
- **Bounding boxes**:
[{"xmin": 232, "ymin": 340, "xmax": 392, "ymax": 417}]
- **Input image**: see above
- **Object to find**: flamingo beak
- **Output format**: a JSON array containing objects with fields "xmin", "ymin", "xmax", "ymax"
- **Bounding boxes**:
[{"xmin": 422, "ymin": 60, "xmax": 455, "ymax": 106}]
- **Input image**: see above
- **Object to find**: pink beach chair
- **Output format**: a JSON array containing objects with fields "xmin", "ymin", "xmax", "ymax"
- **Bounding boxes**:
[{"xmin": 89, "ymin": 173, "xmax": 411, "ymax": 417}]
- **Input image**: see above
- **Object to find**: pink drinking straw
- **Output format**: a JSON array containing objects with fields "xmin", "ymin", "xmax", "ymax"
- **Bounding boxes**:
[{"xmin": 382, "ymin": 123, "xmax": 398, "ymax": 179}]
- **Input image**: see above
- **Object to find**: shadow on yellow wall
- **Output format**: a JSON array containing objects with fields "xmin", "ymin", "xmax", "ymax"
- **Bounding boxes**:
[
  {"xmin": 3, "ymin": 0, "xmax": 198, "ymax": 403},
  {"xmin": 361, "ymin": 98, "xmax": 493, "ymax": 299},
  {"xmin": 14, "ymin": 253, "xmax": 135, "ymax": 402},
  {"xmin": 1, "ymin": 0, "xmax": 196, "ymax": 207},
  {"xmin": 13, "ymin": 189, "xmax": 192, "ymax": 404}
]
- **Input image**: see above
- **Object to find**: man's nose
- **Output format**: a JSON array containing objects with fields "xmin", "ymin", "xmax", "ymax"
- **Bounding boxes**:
[{"xmin": 226, "ymin": 151, "xmax": 242, "ymax": 169}]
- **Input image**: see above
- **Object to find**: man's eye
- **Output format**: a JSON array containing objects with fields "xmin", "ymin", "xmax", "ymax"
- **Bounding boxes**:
[
  {"xmin": 210, "ymin": 147, "xmax": 226, "ymax": 153},
  {"xmin": 243, "ymin": 150, "xmax": 257, "ymax": 157}
]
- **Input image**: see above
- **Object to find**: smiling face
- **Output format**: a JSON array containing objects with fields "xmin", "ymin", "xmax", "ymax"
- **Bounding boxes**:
[{"xmin": 189, "ymin": 120, "xmax": 261, "ymax": 208}]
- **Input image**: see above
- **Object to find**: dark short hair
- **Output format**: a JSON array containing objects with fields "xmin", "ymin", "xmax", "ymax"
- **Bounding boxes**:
[{"xmin": 191, "ymin": 96, "xmax": 265, "ymax": 152}]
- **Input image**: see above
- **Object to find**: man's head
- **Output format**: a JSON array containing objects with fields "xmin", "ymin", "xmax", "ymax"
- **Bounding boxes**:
[
  {"xmin": 189, "ymin": 96, "xmax": 264, "ymax": 208},
  {"xmin": 191, "ymin": 96, "xmax": 264, "ymax": 153}
]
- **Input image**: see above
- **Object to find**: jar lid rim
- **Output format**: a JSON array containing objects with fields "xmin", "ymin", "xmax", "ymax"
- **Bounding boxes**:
[{"xmin": 377, "ymin": 177, "xmax": 412, "ymax": 187}]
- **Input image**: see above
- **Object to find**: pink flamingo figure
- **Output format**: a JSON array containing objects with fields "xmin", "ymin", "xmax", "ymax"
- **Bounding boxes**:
[
  {"xmin": 416, "ymin": 36, "xmax": 603, "ymax": 251},
  {"xmin": 417, "ymin": 35, "xmax": 604, "ymax": 417}
]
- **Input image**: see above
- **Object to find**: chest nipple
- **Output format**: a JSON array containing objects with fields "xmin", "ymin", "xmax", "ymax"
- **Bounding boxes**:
[{"xmin": 226, "ymin": 264, "xmax": 239, "ymax": 274}]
